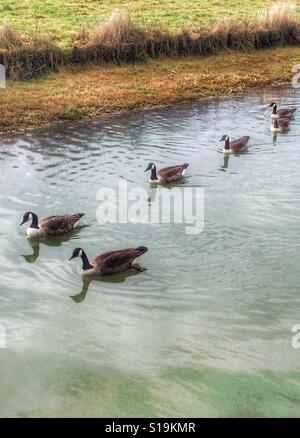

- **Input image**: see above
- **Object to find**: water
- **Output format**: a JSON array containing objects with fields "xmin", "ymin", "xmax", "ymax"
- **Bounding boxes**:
[{"xmin": 1, "ymin": 86, "xmax": 300, "ymax": 417}]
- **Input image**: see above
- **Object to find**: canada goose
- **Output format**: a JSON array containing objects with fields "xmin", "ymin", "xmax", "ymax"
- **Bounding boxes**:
[
  {"xmin": 219, "ymin": 135, "xmax": 250, "ymax": 154},
  {"xmin": 270, "ymin": 118, "xmax": 290, "ymax": 132},
  {"xmin": 268, "ymin": 102, "xmax": 296, "ymax": 119},
  {"xmin": 69, "ymin": 246, "xmax": 148, "ymax": 276},
  {"xmin": 145, "ymin": 163, "xmax": 189, "ymax": 183},
  {"xmin": 20, "ymin": 212, "xmax": 85, "ymax": 237}
]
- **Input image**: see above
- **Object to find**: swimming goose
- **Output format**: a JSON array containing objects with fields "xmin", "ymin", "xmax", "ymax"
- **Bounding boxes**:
[
  {"xmin": 270, "ymin": 118, "xmax": 290, "ymax": 132},
  {"xmin": 145, "ymin": 162, "xmax": 189, "ymax": 184},
  {"xmin": 69, "ymin": 246, "xmax": 148, "ymax": 276},
  {"xmin": 219, "ymin": 135, "xmax": 250, "ymax": 154},
  {"xmin": 268, "ymin": 102, "xmax": 296, "ymax": 119},
  {"xmin": 20, "ymin": 212, "xmax": 85, "ymax": 237}
]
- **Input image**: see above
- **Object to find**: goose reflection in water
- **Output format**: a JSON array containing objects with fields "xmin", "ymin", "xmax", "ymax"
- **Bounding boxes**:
[
  {"xmin": 219, "ymin": 154, "xmax": 230, "ymax": 171},
  {"xmin": 271, "ymin": 129, "xmax": 290, "ymax": 145},
  {"xmin": 70, "ymin": 268, "xmax": 144, "ymax": 304},
  {"xmin": 147, "ymin": 180, "xmax": 188, "ymax": 203},
  {"xmin": 21, "ymin": 229, "xmax": 82, "ymax": 263}
]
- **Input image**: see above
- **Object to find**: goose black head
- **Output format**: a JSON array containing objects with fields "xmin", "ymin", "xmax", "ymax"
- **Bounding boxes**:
[
  {"xmin": 219, "ymin": 135, "xmax": 229, "ymax": 142},
  {"xmin": 69, "ymin": 247, "xmax": 93, "ymax": 271},
  {"xmin": 268, "ymin": 102, "xmax": 277, "ymax": 114},
  {"xmin": 219, "ymin": 135, "xmax": 230, "ymax": 150},
  {"xmin": 136, "ymin": 246, "xmax": 148, "ymax": 254},
  {"xmin": 69, "ymin": 248, "xmax": 84, "ymax": 260},
  {"xmin": 20, "ymin": 211, "xmax": 39, "ymax": 228},
  {"xmin": 145, "ymin": 163, "xmax": 156, "ymax": 172}
]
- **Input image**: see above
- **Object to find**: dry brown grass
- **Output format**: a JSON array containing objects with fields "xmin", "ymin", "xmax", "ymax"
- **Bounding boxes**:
[
  {"xmin": 259, "ymin": 2, "xmax": 297, "ymax": 27},
  {"xmin": 90, "ymin": 10, "xmax": 139, "ymax": 45},
  {"xmin": 0, "ymin": 24, "xmax": 53, "ymax": 52},
  {"xmin": 0, "ymin": 46, "xmax": 299, "ymax": 132},
  {"xmin": 212, "ymin": 1, "xmax": 297, "ymax": 32},
  {"xmin": 75, "ymin": 9, "xmax": 146, "ymax": 49},
  {"xmin": 0, "ymin": 25, "xmax": 23, "ymax": 50}
]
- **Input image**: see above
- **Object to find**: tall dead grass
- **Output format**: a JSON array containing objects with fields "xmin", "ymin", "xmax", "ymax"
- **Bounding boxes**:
[
  {"xmin": 0, "ymin": 25, "xmax": 23, "ymax": 50},
  {"xmin": 89, "ymin": 10, "xmax": 142, "ymax": 45},
  {"xmin": 0, "ymin": 23, "xmax": 53, "ymax": 51},
  {"xmin": 260, "ymin": 1, "xmax": 297, "ymax": 28}
]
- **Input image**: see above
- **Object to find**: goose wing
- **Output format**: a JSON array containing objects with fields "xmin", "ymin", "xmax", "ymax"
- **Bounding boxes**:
[
  {"xmin": 158, "ymin": 164, "xmax": 188, "ymax": 179},
  {"xmin": 92, "ymin": 248, "xmax": 133, "ymax": 264},
  {"xmin": 278, "ymin": 107, "xmax": 296, "ymax": 117},
  {"xmin": 229, "ymin": 136, "xmax": 250, "ymax": 153},
  {"xmin": 278, "ymin": 118, "xmax": 290, "ymax": 129},
  {"xmin": 95, "ymin": 247, "xmax": 147, "ymax": 275},
  {"xmin": 39, "ymin": 213, "xmax": 84, "ymax": 232}
]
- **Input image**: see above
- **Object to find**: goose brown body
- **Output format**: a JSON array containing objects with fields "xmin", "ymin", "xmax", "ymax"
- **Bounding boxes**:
[
  {"xmin": 271, "ymin": 118, "xmax": 290, "ymax": 132},
  {"xmin": 145, "ymin": 162, "xmax": 189, "ymax": 183},
  {"xmin": 70, "ymin": 246, "xmax": 148, "ymax": 276}
]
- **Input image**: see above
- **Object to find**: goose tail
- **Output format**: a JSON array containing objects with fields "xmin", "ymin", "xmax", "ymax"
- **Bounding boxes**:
[{"xmin": 183, "ymin": 163, "xmax": 189, "ymax": 169}]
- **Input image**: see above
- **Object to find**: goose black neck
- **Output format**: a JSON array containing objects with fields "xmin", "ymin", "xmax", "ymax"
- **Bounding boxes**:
[
  {"xmin": 224, "ymin": 137, "xmax": 230, "ymax": 150},
  {"xmin": 150, "ymin": 165, "xmax": 157, "ymax": 181},
  {"xmin": 81, "ymin": 251, "xmax": 93, "ymax": 271},
  {"xmin": 30, "ymin": 213, "xmax": 39, "ymax": 229},
  {"xmin": 273, "ymin": 104, "xmax": 277, "ymax": 114}
]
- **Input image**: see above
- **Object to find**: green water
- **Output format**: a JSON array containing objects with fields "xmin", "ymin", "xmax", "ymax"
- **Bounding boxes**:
[{"xmin": 1, "ymin": 86, "xmax": 300, "ymax": 417}]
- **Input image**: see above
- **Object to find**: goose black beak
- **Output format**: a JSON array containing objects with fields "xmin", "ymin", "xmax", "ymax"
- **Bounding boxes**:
[
  {"xmin": 69, "ymin": 255, "xmax": 75, "ymax": 261},
  {"xmin": 20, "ymin": 220, "xmax": 26, "ymax": 226}
]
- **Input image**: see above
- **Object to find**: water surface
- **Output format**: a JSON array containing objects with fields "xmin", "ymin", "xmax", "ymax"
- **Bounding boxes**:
[{"xmin": 1, "ymin": 86, "xmax": 300, "ymax": 417}]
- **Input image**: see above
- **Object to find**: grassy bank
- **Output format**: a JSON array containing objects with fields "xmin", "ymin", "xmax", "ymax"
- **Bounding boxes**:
[
  {"xmin": 0, "ymin": 46, "xmax": 298, "ymax": 133},
  {"xmin": 1, "ymin": 1, "xmax": 299, "ymax": 47},
  {"xmin": 1, "ymin": 3, "xmax": 299, "ymax": 80}
]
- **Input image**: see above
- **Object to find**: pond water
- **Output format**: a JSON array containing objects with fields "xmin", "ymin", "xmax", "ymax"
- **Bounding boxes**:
[{"xmin": 1, "ymin": 86, "xmax": 300, "ymax": 417}]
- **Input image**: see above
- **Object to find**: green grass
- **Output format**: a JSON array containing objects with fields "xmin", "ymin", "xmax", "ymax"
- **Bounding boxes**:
[{"xmin": 1, "ymin": 0, "xmax": 300, "ymax": 47}]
